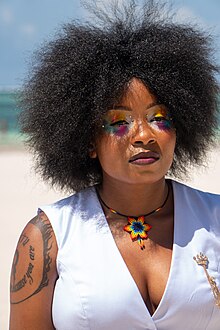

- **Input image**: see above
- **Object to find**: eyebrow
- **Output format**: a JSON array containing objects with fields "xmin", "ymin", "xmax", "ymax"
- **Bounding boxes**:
[
  {"xmin": 146, "ymin": 102, "xmax": 159, "ymax": 110},
  {"xmin": 111, "ymin": 105, "xmax": 132, "ymax": 111},
  {"xmin": 111, "ymin": 102, "xmax": 159, "ymax": 111}
]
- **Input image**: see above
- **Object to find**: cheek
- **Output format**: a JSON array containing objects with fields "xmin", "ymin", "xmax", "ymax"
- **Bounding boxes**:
[
  {"xmin": 114, "ymin": 125, "xmax": 129, "ymax": 137},
  {"xmin": 155, "ymin": 128, "xmax": 176, "ymax": 156},
  {"xmin": 95, "ymin": 136, "xmax": 128, "ymax": 165},
  {"xmin": 96, "ymin": 137, "xmax": 117, "ymax": 161},
  {"xmin": 150, "ymin": 121, "xmax": 173, "ymax": 132},
  {"xmin": 157, "ymin": 121, "xmax": 173, "ymax": 131},
  {"xmin": 103, "ymin": 124, "xmax": 130, "ymax": 137},
  {"xmin": 163, "ymin": 133, "xmax": 176, "ymax": 158}
]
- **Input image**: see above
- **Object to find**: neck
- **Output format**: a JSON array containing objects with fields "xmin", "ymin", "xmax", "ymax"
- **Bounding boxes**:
[{"xmin": 98, "ymin": 176, "xmax": 168, "ymax": 217}]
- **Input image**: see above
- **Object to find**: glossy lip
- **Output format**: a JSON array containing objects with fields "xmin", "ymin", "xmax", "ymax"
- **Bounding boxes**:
[{"xmin": 129, "ymin": 151, "xmax": 160, "ymax": 164}]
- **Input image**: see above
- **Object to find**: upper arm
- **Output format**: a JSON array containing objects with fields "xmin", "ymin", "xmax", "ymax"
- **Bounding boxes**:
[{"xmin": 9, "ymin": 211, "xmax": 58, "ymax": 330}]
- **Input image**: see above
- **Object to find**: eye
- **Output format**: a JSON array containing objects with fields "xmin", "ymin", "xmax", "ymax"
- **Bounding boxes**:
[
  {"xmin": 150, "ymin": 115, "xmax": 167, "ymax": 123},
  {"xmin": 110, "ymin": 120, "xmax": 129, "ymax": 127}
]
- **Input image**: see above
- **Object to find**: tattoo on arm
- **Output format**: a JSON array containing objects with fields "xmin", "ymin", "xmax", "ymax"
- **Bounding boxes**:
[
  {"xmin": 19, "ymin": 233, "xmax": 29, "ymax": 246},
  {"xmin": 10, "ymin": 213, "xmax": 54, "ymax": 304}
]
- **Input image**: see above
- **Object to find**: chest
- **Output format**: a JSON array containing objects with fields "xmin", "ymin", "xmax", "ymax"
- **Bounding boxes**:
[
  {"xmin": 51, "ymin": 185, "xmax": 220, "ymax": 330},
  {"xmin": 107, "ymin": 211, "xmax": 174, "ymax": 314},
  {"xmin": 53, "ymin": 219, "xmax": 220, "ymax": 330},
  {"xmin": 113, "ymin": 232, "xmax": 173, "ymax": 315}
]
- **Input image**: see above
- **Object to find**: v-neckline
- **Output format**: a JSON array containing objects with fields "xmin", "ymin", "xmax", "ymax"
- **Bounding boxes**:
[{"xmin": 93, "ymin": 180, "xmax": 177, "ymax": 320}]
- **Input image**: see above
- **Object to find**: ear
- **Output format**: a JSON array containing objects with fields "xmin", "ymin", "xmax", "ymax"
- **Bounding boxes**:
[{"xmin": 89, "ymin": 143, "xmax": 97, "ymax": 158}]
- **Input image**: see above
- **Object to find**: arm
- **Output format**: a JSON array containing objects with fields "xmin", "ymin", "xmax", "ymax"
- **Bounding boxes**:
[{"xmin": 9, "ymin": 211, "xmax": 58, "ymax": 330}]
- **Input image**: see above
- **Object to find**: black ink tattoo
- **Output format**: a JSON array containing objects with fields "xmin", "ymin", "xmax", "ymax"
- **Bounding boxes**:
[
  {"xmin": 10, "ymin": 213, "xmax": 54, "ymax": 304},
  {"xmin": 11, "ymin": 262, "xmax": 34, "ymax": 292},
  {"xmin": 26, "ymin": 263, "xmax": 34, "ymax": 284},
  {"xmin": 11, "ymin": 275, "xmax": 27, "ymax": 292},
  {"xmin": 19, "ymin": 233, "xmax": 29, "ymax": 246},
  {"xmin": 11, "ymin": 249, "xmax": 19, "ymax": 289},
  {"xmin": 30, "ymin": 215, "xmax": 53, "ymax": 293},
  {"xmin": 29, "ymin": 245, "xmax": 35, "ymax": 261}
]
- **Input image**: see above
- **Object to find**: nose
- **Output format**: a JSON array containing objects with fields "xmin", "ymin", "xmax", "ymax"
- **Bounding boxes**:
[{"xmin": 131, "ymin": 120, "xmax": 156, "ymax": 146}]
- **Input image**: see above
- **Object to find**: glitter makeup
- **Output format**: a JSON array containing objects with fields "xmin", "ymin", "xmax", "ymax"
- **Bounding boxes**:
[
  {"xmin": 147, "ymin": 106, "xmax": 173, "ymax": 131},
  {"xmin": 102, "ymin": 105, "xmax": 173, "ymax": 136},
  {"xmin": 102, "ymin": 112, "xmax": 134, "ymax": 137}
]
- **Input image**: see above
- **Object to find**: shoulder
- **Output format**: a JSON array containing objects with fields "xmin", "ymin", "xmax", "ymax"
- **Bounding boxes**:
[
  {"xmin": 10, "ymin": 211, "xmax": 58, "ymax": 305},
  {"xmin": 38, "ymin": 186, "xmax": 98, "ymax": 247},
  {"xmin": 41, "ymin": 186, "xmax": 96, "ymax": 214},
  {"xmin": 172, "ymin": 180, "xmax": 220, "ymax": 207},
  {"xmin": 10, "ymin": 211, "xmax": 58, "ymax": 329},
  {"xmin": 171, "ymin": 180, "xmax": 220, "ymax": 233}
]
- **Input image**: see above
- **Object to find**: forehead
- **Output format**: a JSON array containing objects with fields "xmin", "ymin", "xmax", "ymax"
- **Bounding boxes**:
[{"xmin": 118, "ymin": 78, "xmax": 157, "ymax": 106}]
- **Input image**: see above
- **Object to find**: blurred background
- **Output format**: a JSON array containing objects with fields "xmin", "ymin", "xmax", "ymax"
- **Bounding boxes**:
[{"xmin": 1, "ymin": 0, "xmax": 220, "ymax": 329}]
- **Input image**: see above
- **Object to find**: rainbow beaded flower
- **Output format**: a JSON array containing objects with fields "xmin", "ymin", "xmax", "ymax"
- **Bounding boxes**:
[{"xmin": 124, "ymin": 216, "xmax": 152, "ymax": 249}]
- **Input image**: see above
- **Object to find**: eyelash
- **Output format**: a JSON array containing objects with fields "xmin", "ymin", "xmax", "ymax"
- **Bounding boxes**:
[
  {"xmin": 110, "ymin": 120, "xmax": 130, "ymax": 126},
  {"xmin": 150, "ymin": 116, "xmax": 168, "ymax": 123},
  {"xmin": 110, "ymin": 116, "xmax": 169, "ymax": 126}
]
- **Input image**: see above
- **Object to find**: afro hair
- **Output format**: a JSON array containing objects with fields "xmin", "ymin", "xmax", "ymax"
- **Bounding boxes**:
[{"xmin": 19, "ymin": 0, "xmax": 220, "ymax": 192}]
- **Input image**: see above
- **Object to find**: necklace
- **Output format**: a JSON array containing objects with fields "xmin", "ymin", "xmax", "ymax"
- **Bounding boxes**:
[{"xmin": 96, "ymin": 183, "xmax": 170, "ymax": 250}]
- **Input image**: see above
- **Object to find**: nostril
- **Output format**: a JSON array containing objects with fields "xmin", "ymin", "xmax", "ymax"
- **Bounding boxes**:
[
  {"xmin": 134, "ymin": 140, "xmax": 144, "ymax": 145},
  {"xmin": 133, "ymin": 138, "xmax": 156, "ymax": 146}
]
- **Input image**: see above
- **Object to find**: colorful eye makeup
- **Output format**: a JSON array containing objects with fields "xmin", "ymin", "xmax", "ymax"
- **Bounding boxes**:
[
  {"xmin": 102, "ymin": 112, "xmax": 134, "ymax": 137},
  {"xmin": 147, "ymin": 107, "xmax": 173, "ymax": 131},
  {"xmin": 102, "ymin": 105, "xmax": 173, "ymax": 137}
]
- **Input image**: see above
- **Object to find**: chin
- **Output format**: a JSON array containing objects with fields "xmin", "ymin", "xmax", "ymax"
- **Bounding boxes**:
[{"xmin": 116, "ymin": 173, "xmax": 167, "ymax": 185}]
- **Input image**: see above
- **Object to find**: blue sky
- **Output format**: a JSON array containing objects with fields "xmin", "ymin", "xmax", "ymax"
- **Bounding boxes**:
[{"xmin": 0, "ymin": 0, "xmax": 220, "ymax": 88}]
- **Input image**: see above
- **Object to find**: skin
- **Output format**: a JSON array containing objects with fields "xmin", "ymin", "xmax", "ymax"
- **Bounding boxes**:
[
  {"xmin": 93, "ymin": 78, "xmax": 176, "ymax": 314},
  {"xmin": 9, "ymin": 78, "xmax": 176, "ymax": 327},
  {"xmin": 10, "ymin": 212, "xmax": 58, "ymax": 329},
  {"xmin": 93, "ymin": 78, "xmax": 176, "ymax": 215}
]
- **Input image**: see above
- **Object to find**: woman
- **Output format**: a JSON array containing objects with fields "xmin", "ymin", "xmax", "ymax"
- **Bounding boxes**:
[{"xmin": 10, "ymin": 1, "xmax": 220, "ymax": 329}]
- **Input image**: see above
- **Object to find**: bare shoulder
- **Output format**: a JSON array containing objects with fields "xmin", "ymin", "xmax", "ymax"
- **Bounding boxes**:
[{"xmin": 10, "ymin": 211, "xmax": 58, "ymax": 329}]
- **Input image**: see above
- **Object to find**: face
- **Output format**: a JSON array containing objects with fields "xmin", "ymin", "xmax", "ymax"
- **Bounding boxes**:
[{"xmin": 92, "ymin": 78, "xmax": 176, "ymax": 185}]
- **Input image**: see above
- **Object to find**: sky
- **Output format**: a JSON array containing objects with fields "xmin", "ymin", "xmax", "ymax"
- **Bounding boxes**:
[{"xmin": 0, "ymin": 0, "xmax": 220, "ymax": 89}]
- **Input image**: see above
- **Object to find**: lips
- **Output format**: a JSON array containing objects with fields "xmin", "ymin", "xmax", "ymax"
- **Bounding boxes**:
[{"xmin": 129, "ymin": 151, "xmax": 160, "ymax": 164}]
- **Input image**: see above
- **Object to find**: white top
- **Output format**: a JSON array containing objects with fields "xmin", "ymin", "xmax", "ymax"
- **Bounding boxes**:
[{"xmin": 40, "ymin": 180, "xmax": 220, "ymax": 330}]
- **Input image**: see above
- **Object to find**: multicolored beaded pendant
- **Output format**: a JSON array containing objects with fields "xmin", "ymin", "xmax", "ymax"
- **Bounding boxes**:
[
  {"xmin": 124, "ymin": 216, "xmax": 152, "ymax": 249},
  {"xmin": 97, "ymin": 184, "xmax": 170, "ymax": 250}
]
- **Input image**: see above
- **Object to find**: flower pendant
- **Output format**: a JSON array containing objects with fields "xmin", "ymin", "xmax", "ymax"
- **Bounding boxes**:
[{"xmin": 124, "ymin": 216, "xmax": 152, "ymax": 250}]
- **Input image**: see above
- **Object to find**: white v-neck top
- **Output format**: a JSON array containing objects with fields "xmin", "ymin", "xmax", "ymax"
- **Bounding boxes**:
[{"xmin": 40, "ymin": 180, "xmax": 220, "ymax": 330}]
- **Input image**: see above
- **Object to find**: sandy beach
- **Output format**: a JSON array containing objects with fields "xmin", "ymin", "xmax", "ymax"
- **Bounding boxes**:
[{"xmin": 1, "ymin": 146, "xmax": 220, "ymax": 329}]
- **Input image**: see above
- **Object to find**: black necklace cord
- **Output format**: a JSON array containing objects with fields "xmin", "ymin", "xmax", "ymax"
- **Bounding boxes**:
[{"xmin": 96, "ymin": 182, "xmax": 170, "ymax": 219}]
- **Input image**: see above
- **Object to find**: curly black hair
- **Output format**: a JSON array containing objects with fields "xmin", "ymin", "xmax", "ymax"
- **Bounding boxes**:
[{"xmin": 19, "ymin": 0, "xmax": 219, "ymax": 192}]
